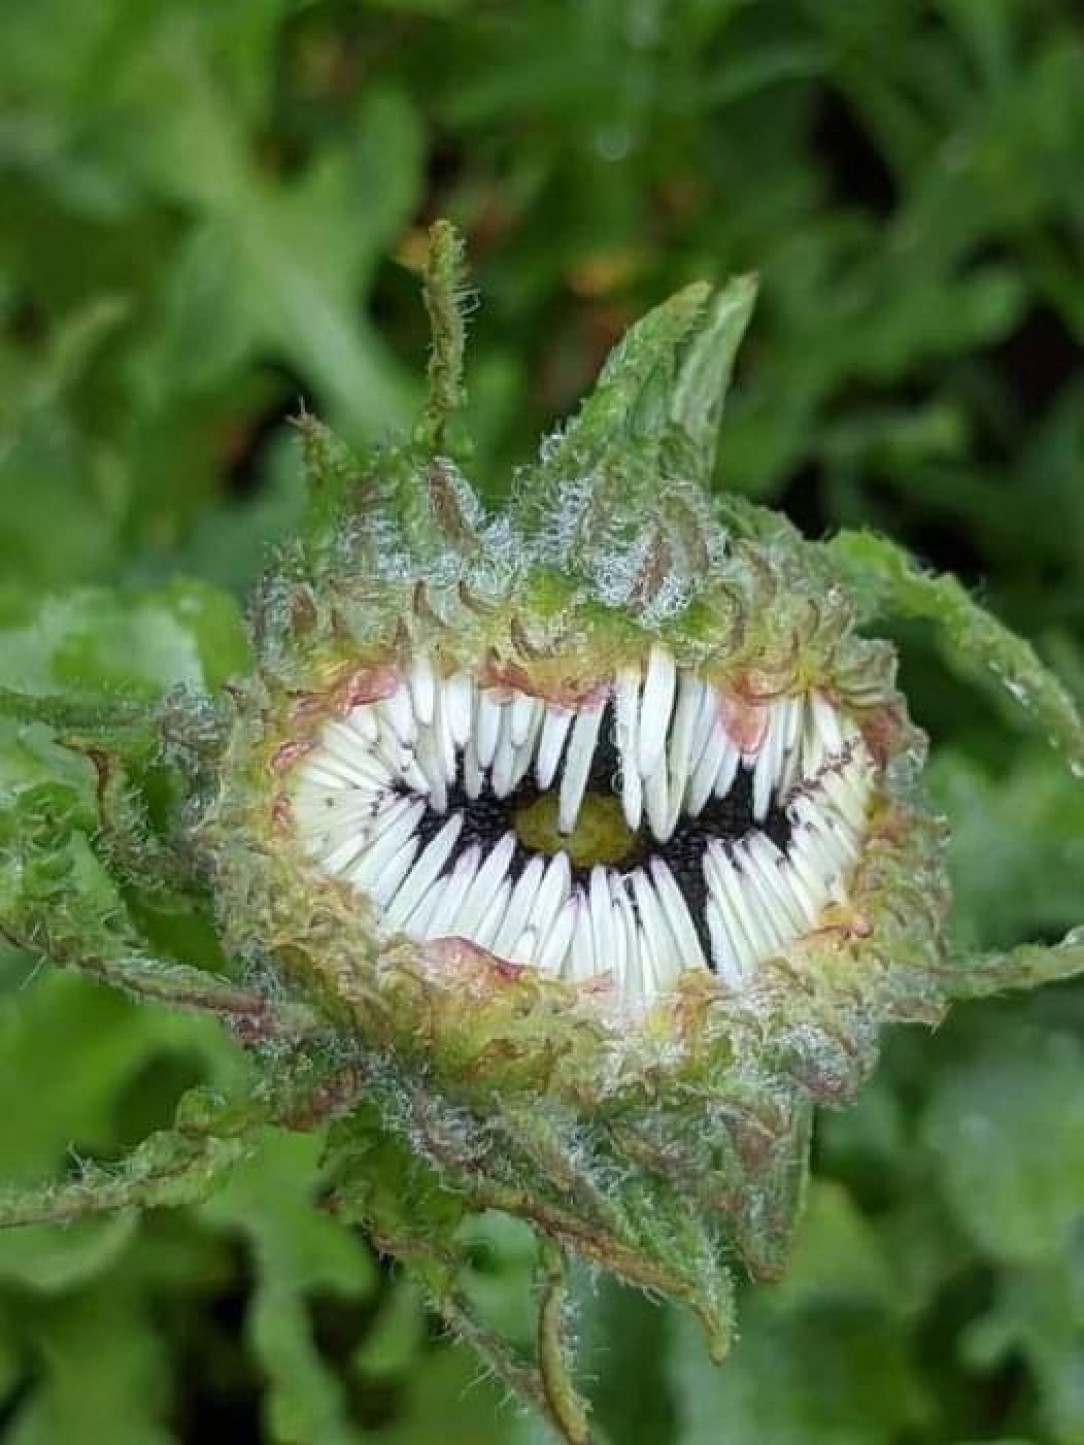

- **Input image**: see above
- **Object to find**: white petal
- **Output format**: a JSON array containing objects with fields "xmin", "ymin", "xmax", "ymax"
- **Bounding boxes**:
[
  {"xmin": 476, "ymin": 691, "xmax": 503, "ymax": 768},
  {"xmin": 821, "ymin": 764, "xmax": 870, "ymax": 831},
  {"xmin": 492, "ymin": 857, "xmax": 545, "ymax": 956},
  {"xmin": 752, "ymin": 740, "xmax": 775, "ymax": 822},
  {"xmin": 379, "ymin": 683, "xmax": 417, "ymax": 747},
  {"xmin": 536, "ymin": 898, "xmax": 576, "ymax": 974},
  {"xmin": 413, "ymin": 727, "xmax": 447, "ymax": 812},
  {"xmin": 409, "ymin": 654, "xmax": 436, "ymax": 726},
  {"xmin": 346, "ymin": 705, "xmax": 380, "ymax": 743},
  {"xmin": 733, "ymin": 841, "xmax": 789, "ymax": 948},
  {"xmin": 614, "ymin": 884, "xmax": 645, "ymax": 1004},
  {"xmin": 713, "ymin": 739, "xmax": 741, "ymax": 799},
  {"xmin": 558, "ymin": 704, "xmax": 604, "ymax": 833},
  {"xmin": 668, "ymin": 674, "xmax": 708, "ymax": 792},
  {"xmin": 384, "ymin": 813, "xmax": 464, "ymax": 928},
  {"xmin": 510, "ymin": 692, "xmax": 538, "ymax": 747},
  {"xmin": 812, "ymin": 690, "xmax": 843, "ymax": 753},
  {"xmin": 474, "ymin": 879, "xmax": 512, "ymax": 949},
  {"xmin": 508, "ymin": 705, "xmax": 544, "ymax": 793},
  {"xmin": 565, "ymin": 893, "xmax": 595, "ymax": 981},
  {"xmin": 432, "ymin": 686, "xmax": 457, "ymax": 782},
  {"xmin": 463, "ymin": 737, "xmax": 484, "ymax": 799},
  {"xmin": 528, "ymin": 851, "xmax": 571, "ymax": 940},
  {"xmin": 638, "ymin": 645, "xmax": 676, "ymax": 777},
  {"xmin": 350, "ymin": 799, "xmax": 424, "ymax": 890},
  {"xmin": 743, "ymin": 833, "xmax": 805, "ymax": 936},
  {"xmin": 403, "ymin": 872, "xmax": 451, "ymax": 937},
  {"xmin": 588, "ymin": 866, "xmax": 617, "ymax": 973},
  {"xmin": 703, "ymin": 842, "xmax": 759, "ymax": 973},
  {"xmin": 426, "ymin": 846, "xmax": 482, "ymax": 935},
  {"xmin": 370, "ymin": 837, "xmax": 420, "ymax": 908},
  {"xmin": 705, "ymin": 896, "xmax": 745, "ymax": 986},
  {"xmin": 649, "ymin": 858, "xmax": 707, "ymax": 971},
  {"xmin": 444, "ymin": 672, "xmax": 474, "ymax": 749},
  {"xmin": 644, "ymin": 762, "xmax": 671, "ymax": 841},
  {"xmin": 490, "ymin": 709, "xmax": 519, "ymax": 799},
  {"xmin": 687, "ymin": 724, "xmax": 726, "ymax": 815},
  {"xmin": 454, "ymin": 833, "xmax": 516, "ymax": 935},
  {"xmin": 536, "ymin": 706, "xmax": 574, "ymax": 790},
  {"xmin": 631, "ymin": 869, "xmax": 678, "ymax": 989}
]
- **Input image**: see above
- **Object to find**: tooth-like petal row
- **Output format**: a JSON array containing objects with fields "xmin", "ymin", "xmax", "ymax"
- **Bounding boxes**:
[{"xmin": 290, "ymin": 653, "xmax": 876, "ymax": 1005}]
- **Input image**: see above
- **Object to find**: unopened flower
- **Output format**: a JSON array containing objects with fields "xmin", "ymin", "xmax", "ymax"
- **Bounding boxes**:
[{"xmin": 4, "ymin": 223, "xmax": 1082, "ymax": 1445}]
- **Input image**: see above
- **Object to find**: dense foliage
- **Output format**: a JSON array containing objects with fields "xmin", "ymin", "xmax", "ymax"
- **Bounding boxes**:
[{"xmin": 1, "ymin": 2, "xmax": 1082, "ymax": 1442}]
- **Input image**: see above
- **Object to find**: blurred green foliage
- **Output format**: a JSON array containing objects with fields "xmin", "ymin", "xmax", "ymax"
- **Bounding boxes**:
[{"xmin": 1, "ymin": 0, "xmax": 1082, "ymax": 1440}]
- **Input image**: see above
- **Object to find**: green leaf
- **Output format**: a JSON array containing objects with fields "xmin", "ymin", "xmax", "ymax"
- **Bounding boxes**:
[
  {"xmin": 922, "ymin": 1014, "xmax": 1084, "ymax": 1263},
  {"xmin": 200, "ymin": 1130, "xmax": 376, "ymax": 1445}
]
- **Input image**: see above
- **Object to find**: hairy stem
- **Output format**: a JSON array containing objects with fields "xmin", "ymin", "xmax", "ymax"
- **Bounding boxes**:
[
  {"xmin": 2, "ymin": 918, "xmax": 319, "ymax": 1042},
  {"xmin": 0, "ymin": 1107, "xmax": 262, "ymax": 1229},
  {"xmin": 827, "ymin": 530, "xmax": 1084, "ymax": 775},
  {"xmin": 536, "ymin": 1240, "xmax": 592, "ymax": 1445},
  {"xmin": 419, "ymin": 219, "xmax": 469, "ymax": 451},
  {"xmin": 0, "ymin": 684, "xmax": 159, "ymax": 754},
  {"xmin": 949, "ymin": 928, "xmax": 1084, "ymax": 1000}
]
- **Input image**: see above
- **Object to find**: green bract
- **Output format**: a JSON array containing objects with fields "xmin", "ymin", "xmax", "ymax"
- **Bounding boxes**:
[{"xmin": 2, "ymin": 224, "xmax": 1082, "ymax": 1445}]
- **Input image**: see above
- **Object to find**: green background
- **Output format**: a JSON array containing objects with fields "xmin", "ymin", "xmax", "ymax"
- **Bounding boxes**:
[{"xmin": 1, "ymin": 1, "xmax": 1083, "ymax": 1441}]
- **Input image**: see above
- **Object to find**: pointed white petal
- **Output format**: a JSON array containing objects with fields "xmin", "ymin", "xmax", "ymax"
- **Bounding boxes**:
[
  {"xmin": 510, "ymin": 692, "xmax": 538, "ymax": 747},
  {"xmin": 455, "ymin": 833, "xmax": 516, "ymax": 935},
  {"xmin": 752, "ymin": 740, "xmax": 775, "ymax": 822},
  {"xmin": 558, "ymin": 704, "xmax": 604, "ymax": 833},
  {"xmin": 403, "ymin": 872, "xmax": 451, "ymax": 937},
  {"xmin": 649, "ymin": 859, "xmax": 707, "ymax": 971},
  {"xmin": 476, "ymin": 691, "xmax": 503, "ymax": 768},
  {"xmin": 350, "ymin": 799, "xmax": 424, "ymax": 890},
  {"xmin": 812, "ymin": 690, "xmax": 843, "ymax": 753},
  {"xmin": 536, "ymin": 706, "xmax": 574, "ymax": 790},
  {"xmin": 346, "ymin": 705, "xmax": 380, "ymax": 743},
  {"xmin": 668, "ymin": 674, "xmax": 708, "ymax": 792},
  {"xmin": 413, "ymin": 727, "xmax": 447, "ymax": 812},
  {"xmin": 588, "ymin": 866, "xmax": 617, "ymax": 973},
  {"xmin": 379, "ymin": 683, "xmax": 417, "ymax": 746},
  {"xmin": 409, "ymin": 654, "xmax": 436, "ymax": 726},
  {"xmin": 631, "ymin": 869, "xmax": 679, "ymax": 989},
  {"xmin": 491, "ymin": 710, "xmax": 519, "ymax": 798},
  {"xmin": 370, "ymin": 837, "xmax": 420, "ymax": 908},
  {"xmin": 426, "ymin": 846, "xmax": 482, "ymax": 935},
  {"xmin": 565, "ymin": 893, "xmax": 596, "ymax": 981},
  {"xmin": 703, "ymin": 842, "xmax": 759, "ymax": 973},
  {"xmin": 444, "ymin": 672, "xmax": 474, "ymax": 748},
  {"xmin": 638, "ymin": 645, "xmax": 676, "ymax": 777},
  {"xmin": 528, "ymin": 851, "xmax": 571, "ymax": 940},
  {"xmin": 508, "ymin": 705, "xmax": 544, "ymax": 793},
  {"xmin": 644, "ymin": 763, "xmax": 672, "ymax": 841},
  {"xmin": 493, "ymin": 857, "xmax": 545, "ymax": 956},
  {"xmin": 613, "ymin": 884, "xmax": 644, "ymax": 1004},
  {"xmin": 474, "ymin": 879, "xmax": 512, "ymax": 949},
  {"xmin": 743, "ymin": 833, "xmax": 805, "ymax": 936},
  {"xmin": 687, "ymin": 725, "xmax": 726, "ymax": 815},
  {"xmin": 705, "ymin": 896, "xmax": 745, "ymax": 986},
  {"xmin": 384, "ymin": 813, "xmax": 465, "ymax": 928},
  {"xmin": 463, "ymin": 738, "xmax": 484, "ymax": 799},
  {"xmin": 536, "ymin": 898, "xmax": 576, "ymax": 974}
]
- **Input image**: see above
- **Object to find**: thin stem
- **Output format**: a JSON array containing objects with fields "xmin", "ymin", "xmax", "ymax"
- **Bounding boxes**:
[
  {"xmin": 0, "ymin": 684, "xmax": 159, "ymax": 754},
  {"xmin": 419, "ymin": 219, "xmax": 468, "ymax": 452},
  {"xmin": 0, "ymin": 1121, "xmax": 256, "ymax": 1229},
  {"xmin": 536, "ymin": 1240, "xmax": 591, "ymax": 1445},
  {"xmin": 2, "ymin": 919, "xmax": 319, "ymax": 1042},
  {"xmin": 437, "ymin": 1286, "xmax": 553, "ymax": 1423},
  {"xmin": 949, "ymin": 928, "xmax": 1084, "ymax": 1000},
  {"xmin": 827, "ymin": 530, "xmax": 1084, "ymax": 775}
]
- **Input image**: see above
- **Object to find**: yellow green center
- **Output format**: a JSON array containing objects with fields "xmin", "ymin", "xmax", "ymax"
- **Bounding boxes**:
[{"xmin": 514, "ymin": 792, "xmax": 639, "ymax": 869}]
